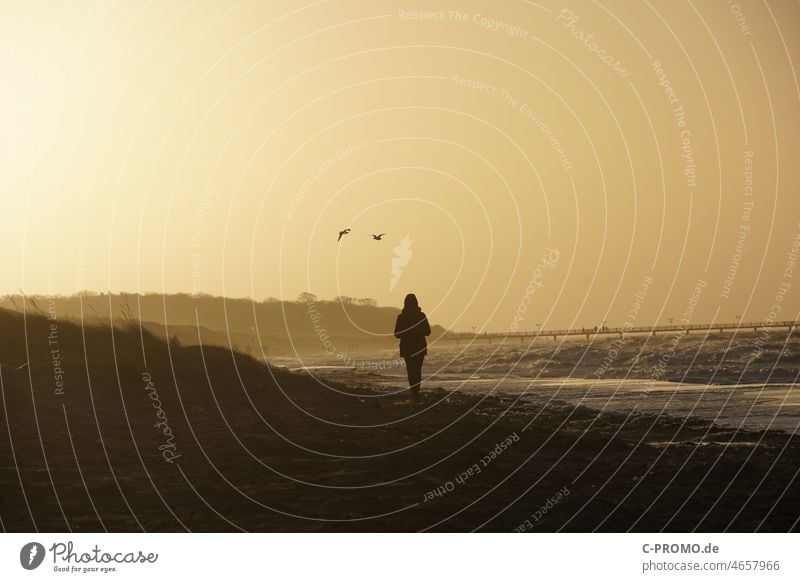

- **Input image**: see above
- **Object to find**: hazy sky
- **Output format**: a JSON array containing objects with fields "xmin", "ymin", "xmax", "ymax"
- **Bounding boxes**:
[{"xmin": 1, "ymin": 0, "xmax": 798, "ymax": 331}]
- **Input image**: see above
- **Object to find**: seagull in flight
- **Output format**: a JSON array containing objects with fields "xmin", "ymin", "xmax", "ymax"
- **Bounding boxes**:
[
  {"xmin": 337, "ymin": 228, "xmax": 351, "ymax": 242},
  {"xmin": 370, "ymin": 233, "xmax": 386, "ymax": 241}
]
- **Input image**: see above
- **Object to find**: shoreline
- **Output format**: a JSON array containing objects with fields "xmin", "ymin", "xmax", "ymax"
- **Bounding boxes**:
[{"xmin": 303, "ymin": 365, "xmax": 800, "ymax": 436}]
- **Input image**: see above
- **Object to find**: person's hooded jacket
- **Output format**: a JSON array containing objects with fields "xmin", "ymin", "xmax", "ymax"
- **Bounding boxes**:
[{"xmin": 394, "ymin": 294, "xmax": 432, "ymax": 358}]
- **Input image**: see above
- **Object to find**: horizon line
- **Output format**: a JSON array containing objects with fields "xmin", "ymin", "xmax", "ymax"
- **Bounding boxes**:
[{"xmin": 1, "ymin": 291, "xmax": 794, "ymax": 337}]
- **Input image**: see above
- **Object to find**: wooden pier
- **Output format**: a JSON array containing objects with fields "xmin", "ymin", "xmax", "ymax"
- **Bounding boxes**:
[{"xmin": 442, "ymin": 320, "xmax": 798, "ymax": 345}]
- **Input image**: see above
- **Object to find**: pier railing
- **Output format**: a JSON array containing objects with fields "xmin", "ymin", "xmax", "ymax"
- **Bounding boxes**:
[{"xmin": 441, "ymin": 320, "xmax": 797, "ymax": 344}]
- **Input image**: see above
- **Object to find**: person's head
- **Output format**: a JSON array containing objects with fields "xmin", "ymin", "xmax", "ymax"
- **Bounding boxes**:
[{"xmin": 403, "ymin": 293, "xmax": 419, "ymax": 311}]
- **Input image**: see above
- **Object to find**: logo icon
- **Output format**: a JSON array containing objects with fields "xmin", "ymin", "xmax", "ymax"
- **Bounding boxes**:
[
  {"xmin": 390, "ymin": 235, "xmax": 413, "ymax": 291},
  {"xmin": 20, "ymin": 542, "xmax": 45, "ymax": 570}
]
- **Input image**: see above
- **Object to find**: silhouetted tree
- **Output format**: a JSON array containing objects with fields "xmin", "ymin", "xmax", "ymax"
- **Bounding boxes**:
[{"xmin": 297, "ymin": 292, "xmax": 317, "ymax": 305}]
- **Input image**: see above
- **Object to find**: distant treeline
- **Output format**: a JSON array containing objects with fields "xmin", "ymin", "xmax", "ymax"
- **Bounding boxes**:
[{"xmin": 0, "ymin": 292, "xmax": 446, "ymax": 356}]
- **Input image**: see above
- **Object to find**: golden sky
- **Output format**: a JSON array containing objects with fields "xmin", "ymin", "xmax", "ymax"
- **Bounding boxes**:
[{"xmin": 1, "ymin": 0, "xmax": 798, "ymax": 331}]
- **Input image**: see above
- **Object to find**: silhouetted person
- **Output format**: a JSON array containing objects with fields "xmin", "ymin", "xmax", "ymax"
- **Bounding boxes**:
[{"xmin": 394, "ymin": 293, "xmax": 431, "ymax": 403}]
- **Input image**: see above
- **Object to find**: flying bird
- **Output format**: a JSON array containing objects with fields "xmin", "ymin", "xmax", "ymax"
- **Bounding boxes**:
[
  {"xmin": 337, "ymin": 228, "xmax": 351, "ymax": 242},
  {"xmin": 370, "ymin": 233, "xmax": 386, "ymax": 240}
]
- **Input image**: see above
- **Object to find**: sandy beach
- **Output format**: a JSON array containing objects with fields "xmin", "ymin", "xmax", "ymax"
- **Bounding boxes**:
[{"xmin": 1, "ymin": 313, "xmax": 798, "ymax": 532}]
